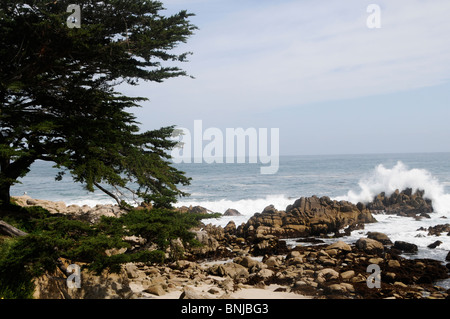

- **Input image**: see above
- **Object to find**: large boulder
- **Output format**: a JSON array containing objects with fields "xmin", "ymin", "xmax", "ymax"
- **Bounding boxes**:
[
  {"xmin": 315, "ymin": 268, "xmax": 340, "ymax": 284},
  {"xmin": 189, "ymin": 229, "xmax": 220, "ymax": 256},
  {"xmin": 234, "ymin": 256, "xmax": 259, "ymax": 269},
  {"xmin": 393, "ymin": 241, "xmax": 418, "ymax": 254},
  {"xmin": 207, "ymin": 262, "xmax": 249, "ymax": 280},
  {"xmin": 224, "ymin": 208, "xmax": 242, "ymax": 216},
  {"xmin": 367, "ymin": 232, "xmax": 392, "ymax": 245},
  {"xmin": 326, "ymin": 241, "xmax": 352, "ymax": 252},
  {"xmin": 355, "ymin": 237, "xmax": 384, "ymax": 254}
]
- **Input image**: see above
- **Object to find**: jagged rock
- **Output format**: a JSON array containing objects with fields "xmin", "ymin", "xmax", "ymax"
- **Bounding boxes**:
[
  {"xmin": 250, "ymin": 237, "xmax": 289, "ymax": 256},
  {"xmin": 125, "ymin": 263, "xmax": 140, "ymax": 279},
  {"xmin": 33, "ymin": 267, "xmax": 134, "ymax": 299},
  {"xmin": 367, "ymin": 188, "xmax": 433, "ymax": 217},
  {"xmin": 426, "ymin": 224, "xmax": 450, "ymax": 236},
  {"xmin": 224, "ymin": 221, "xmax": 237, "ymax": 234},
  {"xmin": 190, "ymin": 229, "xmax": 220, "ymax": 256},
  {"xmin": 243, "ymin": 196, "xmax": 376, "ymax": 240}
]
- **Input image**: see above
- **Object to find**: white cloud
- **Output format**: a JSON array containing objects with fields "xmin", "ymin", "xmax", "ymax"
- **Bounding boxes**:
[{"xmin": 128, "ymin": 0, "xmax": 450, "ymax": 121}]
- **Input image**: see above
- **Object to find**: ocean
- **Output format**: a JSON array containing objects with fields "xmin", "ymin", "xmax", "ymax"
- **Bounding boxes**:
[{"xmin": 10, "ymin": 153, "xmax": 450, "ymax": 286}]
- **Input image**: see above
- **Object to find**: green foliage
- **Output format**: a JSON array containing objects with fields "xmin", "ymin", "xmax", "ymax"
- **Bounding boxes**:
[
  {"xmin": 120, "ymin": 209, "xmax": 200, "ymax": 248},
  {"xmin": 0, "ymin": 204, "xmax": 215, "ymax": 298},
  {"xmin": 0, "ymin": 0, "xmax": 200, "ymax": 299},
  {"xmin": 0, "ymin": 237, "xmax": 36, "ymax": 299},
  {"xmin": 0, "ymin": 0, "xmax": 196, "ymax": 207}
]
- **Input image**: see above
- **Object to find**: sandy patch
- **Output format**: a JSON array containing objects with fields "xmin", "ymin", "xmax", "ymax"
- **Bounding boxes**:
[{"xmin": 145, "ymin": 283, "xmax": 310, "ymax": 300}]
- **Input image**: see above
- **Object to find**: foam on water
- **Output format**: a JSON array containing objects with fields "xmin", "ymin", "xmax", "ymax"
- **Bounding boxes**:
[
  {"xmin": 10, "ymin": 157, "xmax": 450, "ymax": 264},
  {"xmin": 331, "ymin": 161, "xmax": 450, "ymax": 262},
  {"xmin": 175, "ymin": 194, "xmax": 294, "ymax": 227},
  {"xmin": 196, "ymin": 161, "xmax": 450, "ymax": 264},
  {"xmin": 335, "ymin": 161, "xmax": 450, "ymax": 217}
]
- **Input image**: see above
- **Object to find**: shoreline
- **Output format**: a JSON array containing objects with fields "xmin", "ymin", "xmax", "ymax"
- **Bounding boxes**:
[{"xmin": 8, "ymin": 193, "xmax": 450, "ymax": 299}]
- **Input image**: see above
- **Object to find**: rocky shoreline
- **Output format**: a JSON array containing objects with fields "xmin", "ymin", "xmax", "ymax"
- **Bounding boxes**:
[{"xmin": 11, "ymin": 189, "xmax": 450, "ymax": 299}]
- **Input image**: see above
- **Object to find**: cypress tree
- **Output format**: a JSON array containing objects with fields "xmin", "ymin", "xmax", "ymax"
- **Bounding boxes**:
[{"xmin": 0, "ymin": 1, "xmax": 196, "ymax": 208}]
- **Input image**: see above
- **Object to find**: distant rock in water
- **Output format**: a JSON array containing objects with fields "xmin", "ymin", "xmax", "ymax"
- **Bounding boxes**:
[
  {"xmin": 239, "ymin": 196, "xmax": 376, "ymax": 240},
  {"xmin": 422, "ymin": 224, "xmax": 450, "ymax": 236},
  {"xmin": 224, "ymin": 208, "xmax": 242, "ymax": 216},
  {"xmin": 393, "ymin": 241, "xmax": 418, "ymax": 254},
  {"xmin": 427, "ymin": 240, "xmax": 443, "ymax": 249},
  {"xmin": 176, "ymin": 205, "xmax": 213, "ymax": 215},
  {"xmin": 367, "ymin": 188, "xmax": 433, "ymax": 218}
]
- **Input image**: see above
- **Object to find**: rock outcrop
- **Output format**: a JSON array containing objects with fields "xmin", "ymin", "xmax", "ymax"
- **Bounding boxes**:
[
  {"xmin": 176, "ymin": 205, "xmax": 214, "ymax": 215},
  {"xmin": 367, "ymin": 188, "xmax": 433, "ymax": 218},
  {"xmin": 32, "ymin": 233, "xmax": 449, "ymax": 300},
  {"xmin": 10, "ymin": 194, "xmax": 449, "ymax": 300},
  {"xmin": 240, "ymin": 196, "xmax": 376, "ymax": 240},
  {"xmin": 33, "ymin": 261, "xmax": 134, "ymax": 299},
  {"xmin": 12, "ymin": 195, "xmax": 124, "ymax": 224},
  {"xmin": 421, "ymin": 224, "xmax": 450, "ymax": 236}
]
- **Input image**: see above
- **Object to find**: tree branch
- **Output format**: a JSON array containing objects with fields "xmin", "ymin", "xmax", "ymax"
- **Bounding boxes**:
[
  {"xmin": 93, "ymin": 181, "xmax": 130, "ymax": 211},
  {"xmin": 0, "ymin": 220, "xmax": 28, "ymax": 237}
]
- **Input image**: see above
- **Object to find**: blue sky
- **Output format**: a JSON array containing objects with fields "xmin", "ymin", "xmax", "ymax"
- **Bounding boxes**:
[{"xmin": 120, "ymin": 0, "xmax": 450, "ymax": 156}]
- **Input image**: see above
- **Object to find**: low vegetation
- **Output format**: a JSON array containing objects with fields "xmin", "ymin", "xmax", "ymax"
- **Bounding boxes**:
[{"xmin": 0, "ymin": 203, "xmax": 219, "ymax": 299}]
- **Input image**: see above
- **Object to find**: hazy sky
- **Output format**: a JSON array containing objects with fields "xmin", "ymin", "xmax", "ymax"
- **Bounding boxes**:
[{"xmin": 120, "ymin": 0, "xmax": 450, "ymax": 156}]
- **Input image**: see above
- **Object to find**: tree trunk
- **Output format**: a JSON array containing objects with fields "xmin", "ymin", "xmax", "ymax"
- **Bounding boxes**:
[
  {"xmin": 0, "ymin": 156, "xmax": 11, "ymax": 206},
  {"xmin": 0, "ymin": 181, "xmax": 11, "ymax": 207},
  {"xmin": 0, "ymin": 156, "xmax": 34, "ymax": 207},
  {"xmin": 0, "ymin": 220, "xmax": 28, "ymax": 237}
]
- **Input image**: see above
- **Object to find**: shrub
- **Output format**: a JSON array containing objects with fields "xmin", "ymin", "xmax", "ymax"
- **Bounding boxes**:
[{"xmin": 0, "ymin": 204, "xmax": 215, "ymax": 298}]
